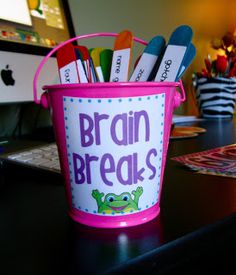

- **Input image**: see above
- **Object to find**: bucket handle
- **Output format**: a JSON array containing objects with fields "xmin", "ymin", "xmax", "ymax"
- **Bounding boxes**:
[
  {"xmin": 174, "ymin": 79, "xmax": 186, "ymax": 107},
  {"xmin": 33, "ymin": 32, "xmax": 148, "ymax": 105},
  {"xmin": 33, "ymin": 32, "xmax": 185, "ymax": 106}
]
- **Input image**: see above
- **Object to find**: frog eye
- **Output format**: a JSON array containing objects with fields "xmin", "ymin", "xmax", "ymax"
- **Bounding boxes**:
[
  {"xmin": 122, "ymin": 194, "xmax": 130, "ymax": 201},
  {"xmin": 106, "ymin": 195, "xmax": 115, "ymax": 203}
]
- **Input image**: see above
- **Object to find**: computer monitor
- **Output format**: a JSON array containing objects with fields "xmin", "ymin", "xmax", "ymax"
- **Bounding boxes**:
[{"xmin": 0, "ymin": 0, "xmax": 76, "ymax": 104}]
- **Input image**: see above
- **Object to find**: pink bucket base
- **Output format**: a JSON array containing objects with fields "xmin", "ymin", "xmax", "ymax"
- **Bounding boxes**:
[{"xmin": 68, "ymin": 204, "xmax": 160, "ymax": 228}]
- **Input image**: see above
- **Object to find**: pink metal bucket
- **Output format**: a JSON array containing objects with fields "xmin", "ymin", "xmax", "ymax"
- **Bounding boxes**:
[{"xmin": 33, "ymin": 33, "xmax": 186, "ymax": 228}]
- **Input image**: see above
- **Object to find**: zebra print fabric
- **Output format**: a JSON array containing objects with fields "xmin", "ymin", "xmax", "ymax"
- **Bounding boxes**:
[{"xmin": 196, "ymin": 77, "xmax": 236, "ymax": 118}]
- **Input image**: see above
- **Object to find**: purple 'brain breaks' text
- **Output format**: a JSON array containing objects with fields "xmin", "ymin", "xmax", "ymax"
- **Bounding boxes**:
[{"xmin": 72, "ymin": 110, "xmax": 160, "ymax": 186}]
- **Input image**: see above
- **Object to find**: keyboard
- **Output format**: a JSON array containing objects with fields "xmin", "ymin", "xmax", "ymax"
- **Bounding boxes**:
[{"xmin": 2, "ymin": 143, "xmax": 61, "ymax": 173}]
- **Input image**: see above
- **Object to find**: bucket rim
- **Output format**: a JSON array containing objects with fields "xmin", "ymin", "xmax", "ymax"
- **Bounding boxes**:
[{"xmin": 43, "ymin": 81, "xmax": 180, "ymax": 91}]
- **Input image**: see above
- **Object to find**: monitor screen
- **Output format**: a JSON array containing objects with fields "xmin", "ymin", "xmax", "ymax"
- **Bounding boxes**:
[
  {"xmin": 0, "ymin": 0, "xmax": 32, "ymax": 26},
  {"xmin": 0, "ymin": 0, "xmax": 76, "ymax": 104}
]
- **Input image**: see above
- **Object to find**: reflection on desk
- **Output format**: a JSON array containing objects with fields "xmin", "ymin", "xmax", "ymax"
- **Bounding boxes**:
[{"xmin": 0, "ymin": 119, "xmax": 236, "ymax": 274}]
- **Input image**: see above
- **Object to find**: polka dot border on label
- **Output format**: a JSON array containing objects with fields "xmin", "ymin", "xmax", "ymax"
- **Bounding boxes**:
[{"xmin": 63, "ymin": 94, "xmax": 163, "ymax": 105}]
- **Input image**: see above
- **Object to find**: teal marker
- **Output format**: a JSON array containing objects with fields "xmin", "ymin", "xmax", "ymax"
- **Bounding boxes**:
[{"xmin": 129, "ymin": 35, "xmax": 166, "ymax": 82}]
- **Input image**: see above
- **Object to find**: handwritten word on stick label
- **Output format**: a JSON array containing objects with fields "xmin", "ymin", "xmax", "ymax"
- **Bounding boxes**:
[
  {"xmin": 59, "ymin": 62, "xmax": 79, "ymax": 84},
  {"xmin": 110, "ymin": 49, "xmax": 131, "ymax": 82},
  {"xmin": 56, "ymin": 43, "xmax": 79, "ymax": 84},
  {"xmin": 154, "ymin": 45, "xmax": 186, "ymax": 82}
]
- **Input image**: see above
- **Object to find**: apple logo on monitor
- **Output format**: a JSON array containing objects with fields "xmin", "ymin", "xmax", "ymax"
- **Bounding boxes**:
[{"xmin": 1, "ymin": 65, "xmax": 15, "ymax": 86}]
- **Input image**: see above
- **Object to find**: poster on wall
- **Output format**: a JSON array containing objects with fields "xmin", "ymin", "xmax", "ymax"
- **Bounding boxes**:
[{"xmin": 0, "ymin": 0, "xmax": 32, "ymax": 26}]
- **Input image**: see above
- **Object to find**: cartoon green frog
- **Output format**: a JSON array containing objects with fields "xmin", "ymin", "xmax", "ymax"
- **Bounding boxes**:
[{"xmin": 92, "ymin": 186, "xmax": 143, "ymax": 214}]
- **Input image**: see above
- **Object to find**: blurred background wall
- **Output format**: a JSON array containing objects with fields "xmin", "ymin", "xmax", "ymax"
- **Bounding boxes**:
[
  {"xmin": 68, "ymin": 0, "xmax": 236, "ymax": 115},
  {"xmin": 1, "ymin": 0, "xmax": 236, "ymax": 138}
]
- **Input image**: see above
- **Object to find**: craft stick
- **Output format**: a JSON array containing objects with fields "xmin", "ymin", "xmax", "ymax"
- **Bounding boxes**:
[
  {"xmin": 154, "ymin": 25, "xmax": 193, "ymax": 82},
  {"xmin": 56, "ymin": 43, "xmax": 79, "ymax": 84},
  {"xmin": 109, "ymin": 30, "xmax": 133, "ymax": 82},
  {"xmin": 129, "ymin": 35, "xmax": 165, "ymax": 82}
]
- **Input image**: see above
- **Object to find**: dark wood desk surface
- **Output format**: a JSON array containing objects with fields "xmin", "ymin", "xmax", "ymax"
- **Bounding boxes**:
[{"xmin": 0, "ymin": 119, "xmax": 236, "ymax": 274}]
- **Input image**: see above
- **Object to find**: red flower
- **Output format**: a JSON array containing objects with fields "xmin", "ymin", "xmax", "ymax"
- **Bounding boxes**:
[
  {"xmin": 215, "ymin": 55, "xmax": 228, "ymax": 74},
  {"xmin": 195, "ymin": 31, "xmax": 236, "ymax": 79}
]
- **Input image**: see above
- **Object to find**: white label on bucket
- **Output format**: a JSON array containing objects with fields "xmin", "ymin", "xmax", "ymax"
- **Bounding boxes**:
[
  {"xmin": 154, "ymin": 45, "xmax": 187, "ymax": 82},
  {"xmin": 63, "ymin": 93, "xmax": 165, "ymax": 216}
]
